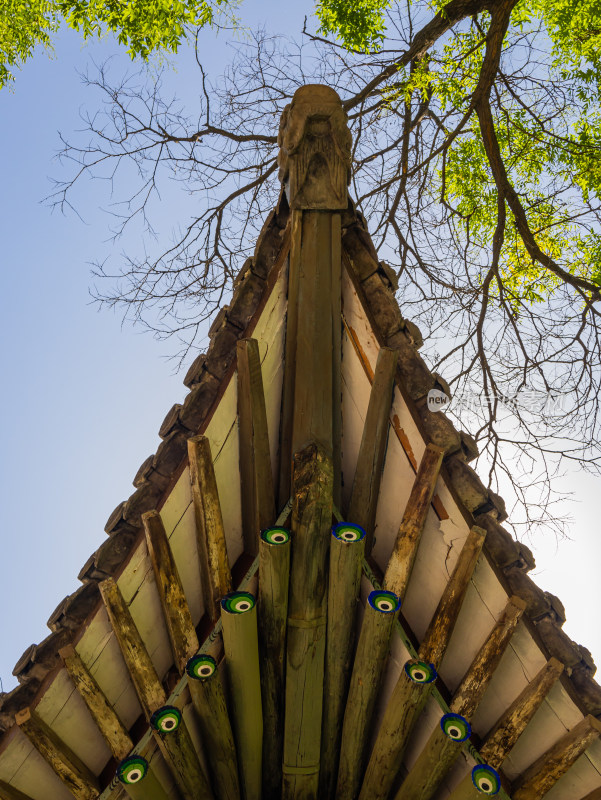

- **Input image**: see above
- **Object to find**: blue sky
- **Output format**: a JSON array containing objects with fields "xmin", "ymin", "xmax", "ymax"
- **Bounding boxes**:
[{"xmin": 0, "ymin": 0, "xmax": 599, "ymax": 692}]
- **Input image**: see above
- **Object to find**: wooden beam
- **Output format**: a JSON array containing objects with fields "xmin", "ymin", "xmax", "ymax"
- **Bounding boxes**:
[
  {"xmin": 337, "ymin": 588, "xmax": 401, "ymax": 800},
  {"xmin": 142, "ymin": 510, "xmax": 199, "ymax": 673},
  {"xmin": 512, "ymin": 715, "xmax": 601, "ymax": 800},
  {"xmin": 445, "ymin": 658, "xmax": 564, "ymax": 800},
  {"xmin": 116, "ymin": 755, "xmax": 171, "ymax": 800},
  {"xmin": 221, "ymin": 592, "xmax": 263, "ymax": 800},
  {"xmin": 258, "ymin": 527, "xmax": 291, "ymax": 799},
  {"xmin": 187, "ymin": 654, "xmax": 240, "ymax": 800},
  {"xmin": 0, "ymin": 779, "xmax": 36, "ymax": 800},
  {"xmin": 393, "ymin": 596, "xmax": 525, "ymax": 800},
  {"xmin": 359, "ymin": 526, "xmax": 486, "ymax": 800},
  {"xmin": 149, "ymin": 706, "xmax": 214, "ymax": 800},
  {"xmin": 59, "ymin": 643, "xmax": 133, "ymax": 761},
  {"xmin": 581, "ymin": 789, "xmax": 601, "ymax": 800},
  {"xmin": 383, "ymin": 443, "xmax": 445, "ymax": 597},
  {"xmin": 188, "ymin": 435, "xmax": 233, "ymax": 623},
  {"xmin": 320, "ymin": 523, "xmax": 366, "ymax": 800},
  {"xmin": 283, "ymin": 443, "xmax": 334, "ymax": 800},
  {"xmin": 331, "ymin": 213, "xmax": 342, "ymax": 507},
  {"xmin": 99, "ymin": 577, "xmax": 166, "ymax": 715},
  {"xmin": 237, "ymin": 337, "xmax": 276, "ymax": 555},
  {"xmin": 15, "ymin": 707, "xmax": 99, "ymax": 800},
  {"xmin": 348, "ymin": 347, "xmax": 398, "ymax": 553}
]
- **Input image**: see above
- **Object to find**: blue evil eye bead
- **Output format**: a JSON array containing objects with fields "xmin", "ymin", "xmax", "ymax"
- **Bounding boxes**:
[
  {"xmin": 332, "ymin": 523, "xmax": 366, "ymax": 542},
  {"xmin": 186, "ymin": 653, "xmax": 217, "ymax": 681},
  {"xmin": 440, "ymin": 713, "xmax": 471, "ymax": 742},
  {"xmin": 150, "ymin": 705, "xmax": 182, "ymax": 733},
  {"xmin": 117, "ymin": 755, "xmax": 148, "ymax": 784},
  {"xmin": 404, "ymin": 659, "xmax": 437, "ymax": 684},
  {"xmin": 221, "ymin": 591, "xmax": 255, "ymax": 614},
  {"xmin": 261, "ymin": 527, "xmax": 290, "ymax": 545},
  {"xmin": 368, "ymin": 590, "xmax": 400, "ymax": 614},
  {"xmin": 471, "ymin": 764, "xmax": 501, "ymax": 795}
]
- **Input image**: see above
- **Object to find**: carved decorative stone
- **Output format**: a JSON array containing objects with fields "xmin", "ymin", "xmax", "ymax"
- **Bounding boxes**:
[{"xmin": 278, "ymin": 85, "xmax": 351, "ymax": 210}]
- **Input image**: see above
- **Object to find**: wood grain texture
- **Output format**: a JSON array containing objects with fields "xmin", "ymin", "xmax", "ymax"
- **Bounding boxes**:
[
  {"xmin": 512, "ymin": 715, "xmax": 601, "ymax": 800},
  {"xmin": 393, "ymin": 729, "xmax": 464, "ymax": 800},
  {"xmin": 258, "ymin": 533, "xmax": 291, "ymax": 799},
  {"xmin": 142, "ymin": 510, "xmax": 199, "ymax": 673},
  {"xmin": 188, "ymin": 435, "xmax": 233, "ymax": 622},
  {"xmin": 319, "ymin": 531, "xmax": 365, "ymax": 800},
  {"xmin": 348, "ymin": 347, "xmax": 398, "ymax": 553},
  {"xmin": 99, "ymin": 577, "xmax": 167, "ymax": 715},
  {"xmin": 59, "ymin": 643, "xmax": 133, "ymax": 761},
  {"xmin": 237, "ymin": 337, "xmax": 276, "ymax": 555},
  {"xmin": 283, "ymin": 443, "xmax": 333, "ymax": 800},
  {"xmin": 15, "ymin": 707, "xmax": 99, "ymax": 800},
  {"xmin": 383, "ymin": 443, "xmax": 444, "ymax": 597},
  {"xmin": 153, "ymin": 718, "xmax": 214, "ymax": 800}
]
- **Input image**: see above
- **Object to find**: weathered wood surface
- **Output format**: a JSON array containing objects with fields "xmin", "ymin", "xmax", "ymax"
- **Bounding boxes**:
[
  {"xmin": 221, "ymin": 597, "xmax": 263, "ymax": 800},
  {"xmin": 99, "ymin": 577, "xmax": 166, "ymax": 716},
  {"xmin": 59, "ymin": 643, "xmax": 133, "ymax": 761},
  {"xmin": 151, "ymin": 712, "xmax": 214, "ymax": 800},
  {"xmin": 259, "ymin": 530, "xmax": 291, "ymax": 799},
  {"xmin": 319, "ymin": 525, "xmax": 366, "ymax": 800},
  {"xmin": 359, "ymin": 526, "xmax": 486, "ymax": 800},
  {"xmin": 512, "ymin": 715, "xmax": 601, "ymax": 800},
  {"xmin": 15, "ymin": 707, "xmax": 99, "ymax": 800},
  {"xmin": 237, "ymin": 338, "xmax": 276, "ymax": 555},
  {"xmin": 0, "ymin": 778, "xmax": 38, "ymax": 800},
  {"xmin": 283, "ymin": 443, "xmax": 333, "ymax": 800},
  {"xmin": 337, "ymin": 589, "xmax": 400, "ymax": 800},
  {"xmin": 142, "ymin": 510, "xmax": 199, "ymax": 673},
  {"xmin": 383, "ymin": 443, "xmax": 444, "ymax": 597},
  {"xmin": 331, "ymin": 214, "xmax": 342, "ymax": 507},
  {"xmin": 347, "ymin": 347, "xmax": 398, "ymax": 553},
  {"xmin": 187, "ymin": 656, "xmax": 240, "ymax": 800},
  {"xmin": 188, "ymin": 435, "xmax": 233, "ymax": 622},
  {"xmin": 393, "ymin": 596, "xmax": 525, "ymax": 800},
  {"xmin": 117, "ymin": 756, "xmax": 171, "ymax": 800}
]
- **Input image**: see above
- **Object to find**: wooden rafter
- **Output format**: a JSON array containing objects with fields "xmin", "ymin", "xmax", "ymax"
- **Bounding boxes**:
[
  {"xmin": 0, "ymin": 778, "xmax": 37, "ymax": 800},
  {"xmin": 142, "ymin": 510, "xmax": 198, "ymax": 674},
  {"xmin": 188, "ymin": 435, "xmax": 233, "ymax": 622},
  {"xmin": 237, "ymin": 337, "xmax": 276, "ymax": 555}
]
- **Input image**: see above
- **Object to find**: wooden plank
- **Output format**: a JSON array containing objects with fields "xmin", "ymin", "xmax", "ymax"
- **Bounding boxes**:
[
  {"xmin": 283, "ymin": 443, "xmax": 334, "ymax": 800},
  {"xmin": 337, "ymin": 588, "xmax": 401, "ymax": 800},
  {"xmin": 142, "ymin": 510, "xmax": 199, "ymax": 673},
  {"xmin": 0, "ymin": 779, "xmax": 36, "ymax": 800},
  {"xmin": 512, "ymin": 715, "xmax": 601, "ymax": 800},
  {"xmin": 359, "ymin": 526, "xmax": 486, "ymax": 800},
  {"xmin": 347, "ymin": 347, "xmax": 398, "ymax": 553},
  {"xmin": 331, "ymin": 212, "xmax": 342, "ymax": 507},
  {"xmin": 320, "ymin": 524, "xmax": 366, "ymax": 800},
  {"xmin": 99, "ymin": 577, "xmax": 166, "ymax": 716},
  {"xmin": 15, "ymin": 708, "xmax": 99, "ymax": 800},
  {"xmin": 59, "ymin": 644, "xmax": 133, "ymax": 761},
  {"xmin": 221, "ymin": 593, "xmax": 262, "ymax": 800},
  {"xmin": 258, "ymin": 528, "xmax": 291, "ymax": 799},
  {"xmin": 237, "ymin": 338, "xmax": 276, "ymax": 555},
  {"xmin": 116, "ymin": 755, "xmax": 171, "ymax": 800},
  {"xmin": 383, "ymin": 443, "xmax": 444, "ymax": 596},
  {"xmin": 188, "ymin": 435, "xmax": 233, "ymax": 622},
  {"xmin": 393, "ymin": 596, "xmax": 525, "ymax": 800},
  {"xmin": 187, "ymin": 654, "xmax": 240, "ymax": 800}
]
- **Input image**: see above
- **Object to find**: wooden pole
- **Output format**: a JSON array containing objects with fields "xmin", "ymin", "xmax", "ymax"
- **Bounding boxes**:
[
  {"xmin": 283, "ymin": 443, "xmax": 334, "ymax": 800},
  {"xmin": 0, "ymin": 780, "xmax": 36, "ymax": 800},
  {"xmin": 393, "ymin": 596, "xmax": 525, "ymax": 800},
  {"xmin": 384, "ymin": 443, "xmax": 444, "ymax": 597},
  {"xmin": 15, "ymin": 707, "xmax": 99, "ymax": 800},
  {"xmin": 359, "ymin": 526, "xmax": 486, "ymax": 800},
  {"xmin": 512, "ymin": 715, "xmax": 601, "ymax": 800},
  {"xmin": 59, "ymin": 643, "xmax": 133, "ymax": 761},
  {"xmin": 142, "ymin": 509, "xmax": 199, "ymax": 673},
  {"xmin": 336, "ymin": 588, "xmax": 401, "ymax": 800},
  {"xmin": 259, "ymin": 527, "xmax": 291, "ymax": 799},
  {"xmin": 319, "ymin": 523, "xmax": 366, "ymax": 800},
  {"xmin": 150, "ymin": 705, "xmax": 214, "ymax": 800},
  {"xmin": 347, "ymin": 348, "xmax": 398, "ymax": 552},
  {"xmin": 237, "ymin": 338, "xmax": 276, "ymax": 555},
  {"xmin": 116, "ymin": 755, "xmax": 171, "ymax": 800},
  {"xmin": 186, "ymin": 654, "xmax": 241, "ymax": 800},
  {"xmin": 221, "ymin": 592, "xmax": 263, "ymax": 800},
  {"xmin": 188, "ymin": 434, "xmax": 233, "ymax": 622}
]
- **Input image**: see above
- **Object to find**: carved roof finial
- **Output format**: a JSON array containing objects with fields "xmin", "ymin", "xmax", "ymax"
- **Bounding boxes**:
[{"xmin": 277, "ymin": 84, "xmax": 352, "ymax": 210}]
